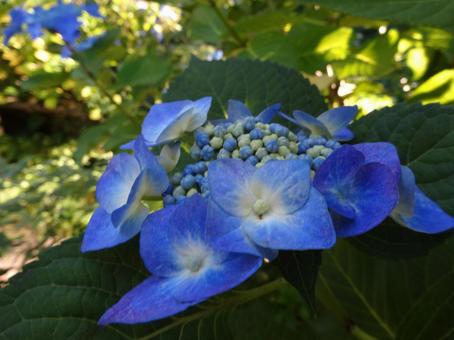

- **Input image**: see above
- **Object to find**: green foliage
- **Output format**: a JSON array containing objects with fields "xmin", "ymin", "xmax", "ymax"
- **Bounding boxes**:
[
  {"xmin": 164, "ymin": 58, "xmax": 327, "ymax": 118},
  {"xmin": 301, "ymin": 0, "xmax": 454, "ymax": 33}
]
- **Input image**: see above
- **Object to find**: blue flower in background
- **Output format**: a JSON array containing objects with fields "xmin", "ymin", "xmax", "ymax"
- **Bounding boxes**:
[
  {"xmin": 99, "ymin": 195, "xmax": 262, "ymax": 324},
  {"xmin": 207, "ymin": 158, "xmax": 336, "ymax": 257},
  {"xmin": 281, "ymin": 106, "xmax": 357, "ymax": 141},
  {"xmin": 81, "ymin": 137, "xmax": 169, "ymax": 252},
  {"xmin": 391, "ymin": 166, "xmax": 454, "ymax": 233},
  {"xmin": 4, "ymin": 1, "xmax": 101, "ymax": 45},
  {"xmin": 61, "ymin": 33, "xmax": 105, "ymax": 58},
  {"xmin": 313, "ymin": 143, "xmax": 400, "ymax": 237},
  {"xmin": 227, "ymin": 99, "xmax": 281, "ymax": 124}
]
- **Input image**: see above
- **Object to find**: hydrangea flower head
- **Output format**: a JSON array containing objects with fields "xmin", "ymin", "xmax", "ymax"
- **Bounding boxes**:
[
  {"xmin": 282, "ymin": 106, "xmax": 357, "ymax": 141},
  {"xmin": 81, "ymin": 137, "xmax": 169, "ymax": 252},
  {"xmin": 207, "ymin": 158, "xmax": 336, "ymax": 256},
  {"xmin": 99, "ymin": 195, "xmax": 262, "ymax": 324},
  {"xmin": 3, "ymin": 8, "xmax": 31, "ymax": 44},
  {"xmin": 313, "ymin": 143, "xmax": 400, "ymax": 237}
]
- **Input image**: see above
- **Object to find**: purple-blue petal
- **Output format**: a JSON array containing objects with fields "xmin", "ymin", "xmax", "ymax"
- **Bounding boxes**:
[
  {"xmin": 317, "ymin": 106, "xmax": 357, "ymax": 136},
  {"xmin": 81, "ymin": 208, "xmax": 140, "ymax": 252},
  {"xmin": 256, "ymin": 103, "xmax": 281, "ymax": 123},
  {"xmin": 353, "ymin": 142, "xmax": 401, "ymax": 179},
  {"xmin": 227, "ymin": 100, "xmax": 252, "ymax": 122},
  {"xmin": 208, "ymin": 159, "xmax": 255, "ymax": 217},
  {"xmin": 98, "ymin": 276, "xmax": 193, "ymax": 325},
  {"xmin": 332, "ymin": 127, "xmax": 354, "ymax": 141},
  {"xmin": 292, "ymin": 110, "xmax": 331, "ymax": 137},
  {"xmin": 243, "ymin": 188, "xmax": 335, "ymax": 250},
  {"xmin": 253, "ymin": 159, "xmax": 311, "ymax": 214},
  {"xmin": 333, "ymin": 163, "xmax": 399, "ymax": 237}
]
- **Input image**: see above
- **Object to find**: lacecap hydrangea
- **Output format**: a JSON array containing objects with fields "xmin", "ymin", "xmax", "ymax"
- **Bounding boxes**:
[{"xmin": 82, "ymin": 97, "xmax": 454, "ymax": 325}]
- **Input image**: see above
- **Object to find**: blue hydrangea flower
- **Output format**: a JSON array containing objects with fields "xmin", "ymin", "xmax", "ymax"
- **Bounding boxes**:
[
  {"xmin": 206, "ymin": 158, "xmax": 336, "ymax": 257},
  {"xmin": 391, "ymin": 166, "xmax": 454, "ymax": 233},
  {"xmin": 81, "ymin": 137, "xmax": 169, "ymax": 252},
  {"xmin": 227, "ymin": 99, "xmax": 281, "ymax": 123},
  {"xmin": 99, "ymin": 195, "xmax": 262, "ymax": 324},
  {"xmin": 4, "ymin": 2, "xmax": 101, "ymax": 45},
  {"xmin": 3, "ymin": 8, "xmax": 31, "ymax": 44},
  {"xmin": 61, "ymin": 33, "xmax": 105, "ymax": 58},
  {"xmin": 313, "ymin": 143, "xmax": 400, "ymax": 237},
  {"xmin": 140, "ymin": 97, "xmax": 212, "ymax": 146},
  {"xmin": 281, "ymin": 106, "xmax": 357, "ymax": 141}
]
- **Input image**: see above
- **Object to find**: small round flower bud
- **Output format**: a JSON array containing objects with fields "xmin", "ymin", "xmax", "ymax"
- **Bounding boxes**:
[
  {"xmin": 190, "ymin": 144, "xmax": 201, "ymax": 160},
  {"xmin": 249, "ymin": 128, "xmax": 264, "ymax": 140},
  {"xmin": 173, "ymin": 186, "xmax": 186, "ymax": 198},
  {"xmin": 171, "ymin": 172, "xmax": 183, "ymax": 185},
  {"xmin": 239, "ymin": 145, "xmax": 253, "ymax": 159},
  {"xmin": 203, "ymin": 122, "xmax": 215, "ymax": 135},
  {"xmin": 223, "ymin": 137, "xmax": 237, "ymax": 151},
  {"xmin": 255, "ymin": 122, "xmax": 267, "ymax": 129},
  {"xmin": 289, "ymin": 141, "xmax": 298, "ymax": 154},
  {"xmin": 227, "ymin": 123, "xmax": 234, "ymax": 133},
  {"xmin": 195, "ymin": 131, "xmax": 210, "ymax": 147},
  {"xmin": 244, "ymin": 117, "xmax": 256, "ymax": 132},
  {"xmin": 307, "ymin": 145, "xmax": 324, "ymax": 158},
  {"xmin": 186, "ymin": 188, "xmax": 198, "ymax": 197},
  {"xmin": 297, "ymin": 131, "xmax": 309, "ymax": 141},
  {"xmin": 261, "ymin": 155, "xmax": 273, "ymax": 163},
  {"xmin": 214, "ymin": 125, "xmax": 227, "ymax": 137},
  {"xmin": 246, "ymin": 155, "xmax": 259, "ymax": 166},
  {"xmin": 210, "ymin": 136, "xmax": 224, "ymax": 149},
  {"xmin": 325, "ymin": 140, "xmax": 337, "ymax": 149},
  {"xmin": 265, "ymin": 140, "xmax": 279, "ymax": 153},
  {"xmin": 277, "ymin": 136, "xmax": 289, "ymax": 147},
  {"xmin": 285, "ymin": 153, "xmax": 298, "ymax": 160},
  {"xmin": 181, "ymin": 175, "xmax": 196, "ymax": 190},
  {"xmin": 195, "ymin": 174, "xmax": 205, "ymax": 184},
  {"xmin": 201, "ymin": 145, "xmax": 215, "ymax": 160},
  {"xmin": 194, "ymin": 161, "xmax": 207, "ymax": 174},
  {"xmin": 163, "ymin": 195, "xmax": 176, "ymax": 206},
  {"xmin": 217, "ymin": 149, "xmax": 231, "ymax": 159},
  {"xmin": 232, "ymin": 149, "xmax": 240, "ymax": 158},
  {"xmin": 183, "ymin": 164, "xmax": 195, "ymax": 176},
  {"xmin": 232, "ymin": 123, "xmax": 244, "ymax": 137},
  {"xmin": 238, "ymin": 134, "xmax": 251, "ymax": 147},
  {"xmin": 255, "ymin": 147, "xmax": 268, "ymax": 160},
  {"xmin": 299, "ymin": 154, "xmax": 313, "ymax": 163},
  {"xmin": 278, "ymin": 146, "xmax": 290, "ymax": 157},
  {"xmin": 321, "ymin": 148, "xmax": 333, "ymax": 157},
  {"xmin": 250, "ymin": 139, "xmax": 263, "ymax": 151}
]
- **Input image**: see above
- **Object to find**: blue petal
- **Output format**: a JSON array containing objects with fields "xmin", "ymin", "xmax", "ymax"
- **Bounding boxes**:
[
  {"xmin": 293, "ymin": 110, "xmax": 331, "ymax": 137},
  {"xmin": 317, "ymin": 106, "xmax": 357, "ymax": 136},
  {"xmin": 314, "ymin": 146, "xmax": 365, "ymax": 218},
  {"xmin": 140, "ymin": 196, "xmax": 208, "ymax": 277},
  {"xmin": 142, "ymin": 100, "xmax": 192, "ymax": 145},
  {"xmin": 81, "ymin": 208, "xmax": 140, "ymax": 252},
  {"xmin": 208, "ymin": 159, "xmax": 255, "ymax": 216},
  {"xmin": 99, "ymin": 276, "xmax": 193, "ymax": 325},
  {"xmin": 111, "ymin": 202, "xmax": 149, "ymax": 237},
  {"xmin": 184, "ymin": 96, "xmax": 212, "ymax": 131},
  {"xmin": 256, "ymin": 103, "xmax": 281, "ymax": 123},
  {"xmin": 4, "ymin": 8, "xmax": 29, "ymax": 44},
  {"xmin": 172, "ymin": 252, "xmax": 262, "ymax": 303},
  {"xmin": 253, "ymin": 159, "xmax": 311, "ymax": 214},
  {"xmin": 96, "ymin": 153, "xmax": 141, "ymax": 213},
  {"xmin": 353, "ymin": 142, "xmax": 401, "ymax": 179},
  {"xmin": 391, "ymin": 166, "xmax": 454, "ymax": 233},
  {"xmin": 158, "ymin": 142, "xmax": 181, "ymax": 172},
  {"xmin": 333, "ymin": 163, "xmax": 399, "ymax": 237},
  {"xmin": 227, "ymin": 100, "xmax": 252, "ymax": 122},
  {"xmin": 332, "ymin": 127, "xmax": 354, "ymax": 141},
  {"xmin": 243, "ymin": 188, "xmax": 335, "ymax": 250},
  {"xmin": 84, "ymin": 3, "xmax": 102, "ymax": 18},
  {"xmin": 206, "ymin": 201, "xmax": 274, "ymax": 258}
]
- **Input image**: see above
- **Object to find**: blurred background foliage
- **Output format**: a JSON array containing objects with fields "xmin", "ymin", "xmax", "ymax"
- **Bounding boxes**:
[{"xmin": 0, "ymin": 0, "xmax": 453, "ymax": 277}]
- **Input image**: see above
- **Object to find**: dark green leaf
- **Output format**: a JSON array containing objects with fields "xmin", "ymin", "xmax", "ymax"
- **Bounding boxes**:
[
  {"xmin": 300, "ymin": 0, "xmax": 454, "ymax": 33},
  {"xmin": 164, "ymin": 58, "xmax": 327, "ymax": 120},
  {"xmin": 115, "ymin": 50, "xmax": 172, "ymax": 89},
  {"xmin": 277, "ymin": 250, "xmax": 321, "ymax": 316},
  {"xmin": 188, "ymin": 5, "xmax": 228, "ymax": 44}
]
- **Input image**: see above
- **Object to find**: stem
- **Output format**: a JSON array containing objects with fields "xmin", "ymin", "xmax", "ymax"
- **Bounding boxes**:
[
  {"xmin": 207, "ymin": 0, "xmax": 246, "ymax": 47},
  {"xmin": 138, "ymin": 278, "xmax": 286, "ymax": 340}
]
